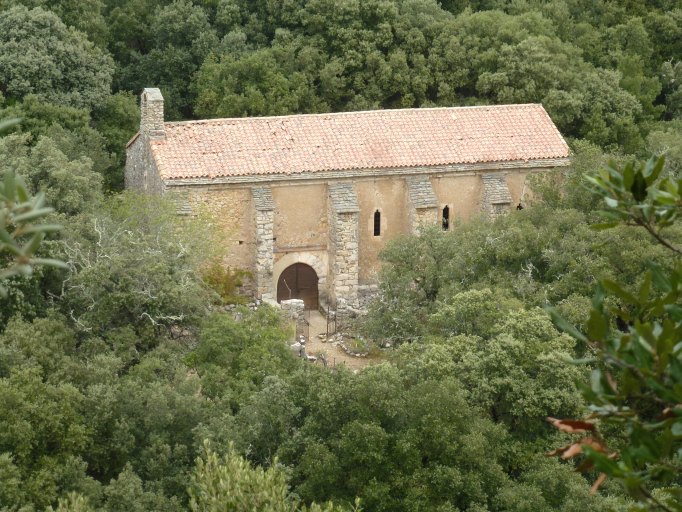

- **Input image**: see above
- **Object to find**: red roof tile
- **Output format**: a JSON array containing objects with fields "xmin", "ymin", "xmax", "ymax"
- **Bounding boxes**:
[{"xmin": 150, "ymin": 104, "xmax": 569, "ymax": 180}]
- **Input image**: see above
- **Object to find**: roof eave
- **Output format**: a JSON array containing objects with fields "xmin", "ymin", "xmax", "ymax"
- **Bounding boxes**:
[{"xmin": 162, "ymin": 157, "xmax": 571, "ymax": 187}]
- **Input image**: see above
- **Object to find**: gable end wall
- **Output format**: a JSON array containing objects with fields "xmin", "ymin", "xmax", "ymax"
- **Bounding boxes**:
[{"xmin": 125, "ymin": 136, "xmax": 165, "ymax": 195}]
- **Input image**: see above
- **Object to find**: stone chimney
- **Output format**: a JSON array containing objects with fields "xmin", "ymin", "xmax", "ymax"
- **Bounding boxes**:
[{"xmin": 140, "ymin": 88, "xmax": 165, "ymax": 140}]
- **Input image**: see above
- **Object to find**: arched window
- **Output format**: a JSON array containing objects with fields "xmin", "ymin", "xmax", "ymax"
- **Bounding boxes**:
[
  {"xmin": 442, "ymin": 206, "xmax": 450, "ymax": 231},
  {"xmin": 373, "ymin": 210, "xmax": 381, "ymax": 236}
]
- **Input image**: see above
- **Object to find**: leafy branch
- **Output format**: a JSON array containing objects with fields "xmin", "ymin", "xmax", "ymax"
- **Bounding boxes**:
[
  {"xmin": 0, "ymin": 118, "xmax": 65, "ymax": 295},
  {"xmin": 547, "ymin": 155, "xmax": 682, "ymax": 512}
]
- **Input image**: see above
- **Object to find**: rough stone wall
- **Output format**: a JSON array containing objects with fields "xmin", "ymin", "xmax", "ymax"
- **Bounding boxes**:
[
  {"xmin": 481, "ymin": 173, "xmax": 512, "ymax": 218},
  {"xmin": 406, "ymin": 176, "xmax": 438, "ymax": 208},
  {"xmin": 406, "ymin": 176, "xmax": 438, "ymax": 233},
  {"xmin": 328, "ymin": 183, "xmax": 360, "ymax": 318},
  {"xmin": 253, "ymin": 187, "xmax": 275, "ymax": 299},
  {"xmin": 125, "ymin": 88, "xmax": 166, "ymax": 194},
  {"xmin": 280, "ymin": 299, "xmax": 306, "ymax": 331},
  {"xmin": 140, "ymin": 88, "xmax": 165, "ymax": 139},
  {"xmin": 412, "ymin": 207, "xmax": 439, "ymax": 232},
  {"xmin": 145, "ymin": 157, "xmax": 165, "ymax": 195},
  {"xmin": 357, "ymin": 283, "xmax": 380, "ymax": 311},
  {"xmin": 331, "ymin": 211, "xmax": 360, "ymax": 322},
  {"xmin": 125, "ymin": 136, "xmax": 165, "ymax": 195},
  {"xmin": 171, "ymin": 185, "xmax": 256, "ymax": 284},
  {"xmin": 331, "ymin": 212, "xmax": 359, "ymax": 302},
  {"xmin": 125, "ymin": 136, "xmax": 145, "ymax": 191}
]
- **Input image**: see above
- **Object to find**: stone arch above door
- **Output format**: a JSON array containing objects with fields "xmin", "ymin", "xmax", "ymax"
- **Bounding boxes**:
[{"xmin": 272, "ymin": 252, "xmax": 328, "ymax": 305}]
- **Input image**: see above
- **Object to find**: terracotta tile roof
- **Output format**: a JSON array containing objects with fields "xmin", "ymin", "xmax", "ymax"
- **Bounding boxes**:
[{"xmin": 150, "ymin": 104, "xmax": 569, "ymax": 180}]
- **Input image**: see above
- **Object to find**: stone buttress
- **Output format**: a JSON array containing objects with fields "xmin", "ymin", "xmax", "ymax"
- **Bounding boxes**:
[
  {"xmin": 252, "ymin": 186, "xmax": 275, "ymax": 299},
  {"xmin": 328, "ymin": 183, "xmax": 360, "ymax": 318},
  {"xmin": 481, "ymin": 173, "xmax": 512, "ymax": 218},
  {"xmin": 406, "ymin": 176, "xmax": 438, "ymax": 232}
]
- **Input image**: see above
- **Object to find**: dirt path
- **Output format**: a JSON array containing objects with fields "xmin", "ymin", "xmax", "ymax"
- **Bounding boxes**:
[{"xmin": 299, "ymin": 311, "xmax": 374, "ymax": 371}]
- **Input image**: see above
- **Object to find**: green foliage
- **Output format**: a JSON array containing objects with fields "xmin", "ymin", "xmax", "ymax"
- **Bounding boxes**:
[
  {"xmin": 548, "ymin": 155, "xmax": 682, "ymax": 510},
  {"xmin": 91, "ymin": 92, "xmax": 140, "ymax": 191},
  {"xmin": 189, "ymin": 307, "xmax": 297, "ymax": 403},
  {"xmin": 54, "ymin": 193, "xmax": 212, "ymax": 335},
  {"xmin": 188, "ymin": 443, "xmax": 293, "ymax": 512},
  {"xmin": 660, "ymin": 61, "xmax": 682, "ymax": 120},
  {"xmin": 0, "ymin": 170, "xmax": 64, "ymax": 287},
  {"xmin": 3, "ymin": 2, "xmax": 682, "ymax": 510},
  {"xmin": 280, "ymin": 361, "xmax": 615, "ymax": 512},
  {"xmin": 428, "ymin": 288, "xmax": 520, "ymax": 338},
  {"xmin": 0, "ymin": 6, "xmax": 113, "ymax": 110},
  {"xmin": 48, "ymin": 492, "xmax": 95, "ymax": 512},
  {"xmin": 0, "ymin": 95, "xmax": 120, "ymax": 192},
  {"xmin": 426, "ymin": 309, "xmax": 586, "ymax": 440},
  {"xmin": 0, "ymin": 366, "xmax": 91, "ymax": 508},
  {"xmin": 0, "ymin": 311, "xmax": 210, "ymax": 509},
  {"xmin": 528, "ymin": 139, "xmax": 623, "ymax": 214},
  {"xmin": 0, "ymin": 133, "xmax": 103, "ymax": 216},
  {"xmin": 586, "ymin": 154, "xmax": 682, "ymax": 236},
  {"xmin": 189, "ymin": 442, "xmax": 353, "ymax": 512},
  {"xmin": 194, "ymin": 47, "xmax": 322, "ymax": 118},
  {"xmin": 0, "ymin": 0, "xmax": 109, "ymax": 47},
  {"xmin": 200, "ymin": 260, "xmax": 250, "ymax": 305},
  {"xmin": 363, "ymin": 207, "xmax": 676, "ymax": 344},
  {"xmin": 115, "ymin": 0, "xmax": 218, "ymax": 119},
  {"xmin": 646, "ymin": 122, "xmax": 682, "ymax": 178}
]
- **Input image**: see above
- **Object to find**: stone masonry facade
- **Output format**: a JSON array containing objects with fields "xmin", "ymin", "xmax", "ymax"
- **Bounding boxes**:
[
  {"xmin": 125, "ymin": 88, "xmax": 570, "ymax": 318},
  {"xmin": 481, "ymin": 173, "xmax": 513, "ymax": 218},
  {"xmin": 252, "ymin": 187, "xmax": 275, "ymax": 299},
  {"xmin": 328, "ymin": 183, "xmax": 361, "ymax": 316},
  {"xmin": 406, "ymin": 176, "xmax": 439, "ymax": 234}
]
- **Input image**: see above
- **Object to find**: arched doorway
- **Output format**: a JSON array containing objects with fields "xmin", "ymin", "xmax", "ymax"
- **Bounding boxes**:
[{"xmin": 277, "ymin": 263, "xmax": 319, "ymax": 310}]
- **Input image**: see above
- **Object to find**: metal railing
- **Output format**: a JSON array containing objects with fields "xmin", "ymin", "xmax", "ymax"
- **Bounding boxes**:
[{"xmin": 326, "ymin": 298, "xmax": 337, "ymax": 338}]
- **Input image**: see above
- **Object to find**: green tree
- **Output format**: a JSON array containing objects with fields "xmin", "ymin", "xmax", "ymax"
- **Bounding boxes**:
[
  {"xmin": 0, "ymin": 169, "xmax": 64, "ymax": 294},
  {"xmin": 54, "ymin": 193, "xmax": 212, "ymax": 335},
  {"xmin": 0, "ymin": 6, "xmax": 114, "ymax": 110},
  {"xmin": 194, "ymin": 46, "xmax": 322, "ymax": 118},
  {"xmin": 116, "ymin": 0, "xmax": 218, "ymax": 119},
  {"xmin": 0, "ymin": 133, "xmax": 103, "ymax": 216},
  {"xmin": 0, "ymin": 0, "xmax": 109, "ymax": 47},
  {"xmin": 0, "ymin": 94, "xmax": 131, "ymax": 193},
  {"xmin": 91, "ymin": 92, "xmax": 140, "ymax": 191},
  {"xmin": 189, "ymin": 443, "xmax": 354, "ymax": 512}
]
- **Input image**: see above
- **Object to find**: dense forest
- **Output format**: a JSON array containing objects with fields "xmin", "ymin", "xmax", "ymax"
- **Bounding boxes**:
[{"xmin": 0, "ymin": 0, "xmax": 680, "ymax": 510}]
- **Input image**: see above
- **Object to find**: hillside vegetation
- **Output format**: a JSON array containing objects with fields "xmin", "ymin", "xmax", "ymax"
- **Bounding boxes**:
[{"xmin": 0, "ymin": 0, "xmax": 680, "ymax": 510}]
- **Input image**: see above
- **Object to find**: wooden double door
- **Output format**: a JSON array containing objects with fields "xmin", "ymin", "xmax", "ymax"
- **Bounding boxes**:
[{"xmin": 276, "ymin": 263, "xmax": 319, "ymax": 310}]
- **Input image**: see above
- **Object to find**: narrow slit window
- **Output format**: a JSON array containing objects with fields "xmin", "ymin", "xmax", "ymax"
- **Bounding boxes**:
[
  {"xmin": 373, "ymin": 210, "xmax": 381, "ymax": 236},
  {"xmin": 442, "ymin": 206, "xmax": 450, "ymax": 231}
]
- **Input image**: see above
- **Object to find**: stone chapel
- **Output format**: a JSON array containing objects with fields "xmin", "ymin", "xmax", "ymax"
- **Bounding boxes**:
[{"xmin": 125, "ymin": 88, "xmax": 570, "ymax": 316}]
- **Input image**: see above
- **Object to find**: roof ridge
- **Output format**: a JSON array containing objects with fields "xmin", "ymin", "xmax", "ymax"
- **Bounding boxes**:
[{"xmin": 163, "ymin": 103, "xmax": 545, "ymax": 127}]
